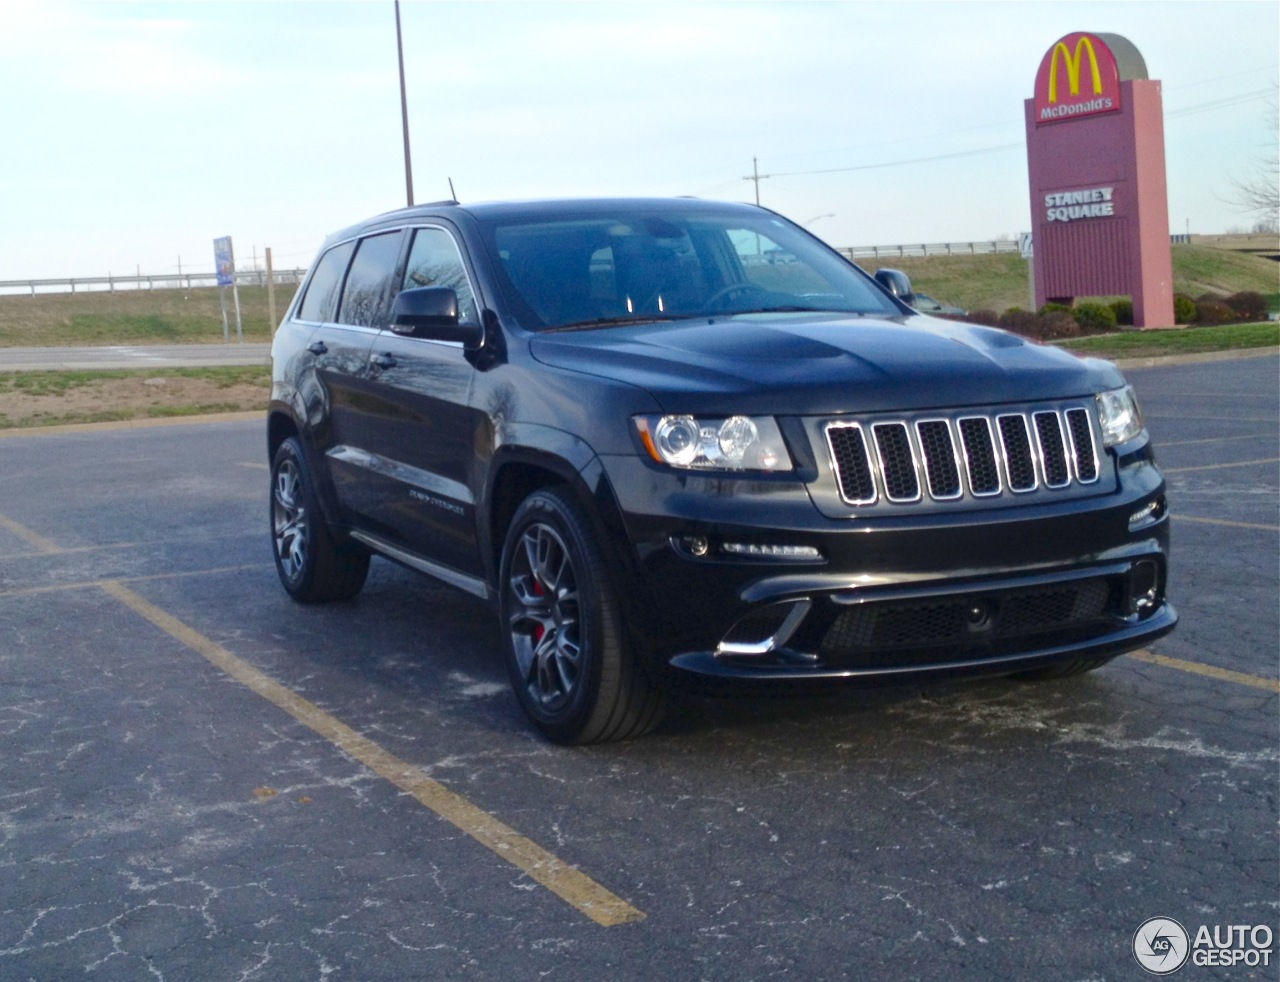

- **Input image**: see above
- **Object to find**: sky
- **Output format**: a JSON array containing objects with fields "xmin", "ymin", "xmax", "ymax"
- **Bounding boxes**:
[{"xmin": 0, "ymin": 0, "xmax": 1276, "ymax": 281}]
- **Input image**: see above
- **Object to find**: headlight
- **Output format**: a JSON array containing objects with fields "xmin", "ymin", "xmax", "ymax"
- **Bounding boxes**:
[
  {"xmin": 1096, "ymin": 385, "xmax": 1144, "ymax": 447},
  {"xmin": 635, "ymin": 414, "xmax": 793, "ymax": 472}
]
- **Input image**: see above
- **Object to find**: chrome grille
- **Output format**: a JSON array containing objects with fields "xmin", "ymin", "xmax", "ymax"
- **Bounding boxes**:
[{"xmin": 826, "ymin": 405, "xmax": 1100, "ymax": 507}]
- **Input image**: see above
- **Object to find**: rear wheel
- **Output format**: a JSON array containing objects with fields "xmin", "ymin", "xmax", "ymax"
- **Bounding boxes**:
[
  {"xmin": 270, "ymin": 436, "xmax": 369, "ymax": 603},
  {"xmin": 499, "ymin": 487, "xmax": 664, "ymax": 744}
]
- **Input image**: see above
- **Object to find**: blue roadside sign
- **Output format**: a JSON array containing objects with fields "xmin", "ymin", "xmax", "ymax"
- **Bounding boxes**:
[{"xmin": 214, "ymin": 236, "xmax": 235, "ymax": 287}]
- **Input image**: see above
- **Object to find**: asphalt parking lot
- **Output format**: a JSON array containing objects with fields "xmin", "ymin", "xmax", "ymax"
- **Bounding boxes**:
[{"xmin": 1, "ymin": 354, "xmax": 1276, "ymax": 981}]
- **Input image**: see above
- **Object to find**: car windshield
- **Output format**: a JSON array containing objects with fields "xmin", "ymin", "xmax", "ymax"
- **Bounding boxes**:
[{"xmin": 476, "ymin": 207, "xmax": 901, "ymax": 331}]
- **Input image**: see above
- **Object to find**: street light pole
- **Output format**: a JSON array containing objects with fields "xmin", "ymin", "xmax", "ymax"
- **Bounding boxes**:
[{"xmin": 395, "ymin": 0, "xmax": 414, "ymax": 207}]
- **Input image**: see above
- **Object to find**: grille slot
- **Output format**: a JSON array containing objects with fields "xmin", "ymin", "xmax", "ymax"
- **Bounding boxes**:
[
  {"xmin": 1034, "ymin": 411, "xmax": 1071, "ymax": 488},
  {"xmin": 872, "ymin": 423, "xmax": 920, "ymax": 502},
  {"xmin": 916, "ymin": 419, "xmax": 962, "ymax": 499},
  {"xmin": 825, "ymin": 404, "xmax": 1099, "ymax": 507},
  {"xmin": 1065, "ymin": 408, "xmax": 1099, "ymax": 482},
  {"xmin": 826, "ymin": 423, "xmax": 877, "ymax": 505},
  {"xmin": 958, "ymin": 417, "xmax": 1002, "ymax": 496},
  {"xmin": 997, "ymin": 414, "xmax": 1037, "ymax": 492}
]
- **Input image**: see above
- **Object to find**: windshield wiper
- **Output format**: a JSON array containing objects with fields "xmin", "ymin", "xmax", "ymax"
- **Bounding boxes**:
[
  {"xmin": 726, "ymin": 305, "xmax": 855, "ymax": 315},
  {"xmin": 544, "ymin": 314, "xmax": 680, "ymax": 333}
]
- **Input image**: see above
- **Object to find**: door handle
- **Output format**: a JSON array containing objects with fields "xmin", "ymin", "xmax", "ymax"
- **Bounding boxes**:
[
  {"xmin": 370, "ymin": 352, "xmax": 397, "ymax": 370},
  {"xmin": 307, "ymin": 340, "xmax": 328, "ymax": 355}
]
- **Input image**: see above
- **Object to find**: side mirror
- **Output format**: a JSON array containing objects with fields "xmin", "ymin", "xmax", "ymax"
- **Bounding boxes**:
[
  {"xmin": 390, "ymin": 287, "xmax": 483, "ymax": 348},
  {"xmin": 874, "ymin": 268, "xmax": 915, "ymax": 306}
]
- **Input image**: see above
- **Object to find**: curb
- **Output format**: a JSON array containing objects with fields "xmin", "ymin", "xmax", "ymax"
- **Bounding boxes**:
[{"xmin": 1103, "ymin": 346, "xmax": 1279, "ymax": 370}]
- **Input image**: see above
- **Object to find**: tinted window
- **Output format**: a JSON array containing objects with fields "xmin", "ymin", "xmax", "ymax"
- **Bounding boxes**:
[
  {"xmin": 481, "ymin": 209, "xmax": 899, "ymax": 330},
  {"xmin": 402, "ymin": 228, "xmax": 480, "ymax": 325},
  {"xmin": 338, "ymin": 231, "xmax": 404, "ymax": 328},
  {"xmin": 296, "ymin": 240, "xmax": 355, "ymax": 323}
]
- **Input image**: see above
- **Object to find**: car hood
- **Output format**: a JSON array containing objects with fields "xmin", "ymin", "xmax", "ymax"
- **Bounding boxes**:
[{"xmin": 527, "ymin": 312, "xmax": 1123, "ymax": 414}]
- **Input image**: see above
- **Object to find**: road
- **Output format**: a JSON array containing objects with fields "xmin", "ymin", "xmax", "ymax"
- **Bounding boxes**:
[
  {"xmin": 0, "ymin": 355, "xmax": 1275, "ymax": 980},
  {"xmin": 0, "ymin": 342, "xmax": 271, "ymax": 371}
]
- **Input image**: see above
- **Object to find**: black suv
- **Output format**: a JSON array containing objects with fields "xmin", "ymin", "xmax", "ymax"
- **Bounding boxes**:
[{"xmin": 268, "ymin": 197, "xmax": 1175, "ymax": 743}]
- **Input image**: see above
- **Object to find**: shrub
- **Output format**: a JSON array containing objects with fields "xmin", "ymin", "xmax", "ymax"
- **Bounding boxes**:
[
  {"xmin": 1072, "ymin": 302, "xmax": 1118, "ymax": 333},
  {"xmin": 1195, "ymin": 299, "xmax": 1235, "ymax": 325},
  {"xmin": 998, "ymin": 309, "xmax": 1043, "ymax": 338},
  {"xmin": 1225, "ymin": 291, "xmax": 1268, "ymax": 322},
  {"xmin": 1038, "ymin": 302, "xmax": 1072, "ymax": 316},
  {"xmin": 1039, "ymin": 312, "xmax": 1081, "ymax": 340},
  {"xmin": 1110, "ymin": 298, "xmax": 1133, "ymax": 326},
  {"xmin": 963, "ymin": 309, "xmax": 1000, "ymax": 327},
  {"xmin": 1173, "ymin": 294, "xmax": 1197, "ymax": 323}
]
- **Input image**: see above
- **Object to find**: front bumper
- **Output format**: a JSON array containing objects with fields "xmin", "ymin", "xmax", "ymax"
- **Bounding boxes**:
[{"xmin": 599, "ymin": 447, "xmax": 1175, "ymax": 686}]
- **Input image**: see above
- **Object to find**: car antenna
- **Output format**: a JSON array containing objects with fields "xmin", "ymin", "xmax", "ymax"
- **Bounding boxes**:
[{"xmin": 448, "ymin": 177, "xmax": 458, "ymax": 202}]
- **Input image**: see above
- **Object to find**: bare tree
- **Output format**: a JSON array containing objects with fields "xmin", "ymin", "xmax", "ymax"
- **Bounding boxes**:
[{"xmin": 1230, "ymin": 92, "xmax": 1279, "ymax": 234}]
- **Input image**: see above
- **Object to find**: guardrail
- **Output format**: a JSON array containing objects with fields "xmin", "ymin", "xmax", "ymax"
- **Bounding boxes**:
[
  {"xmin": 837, "ymin": 240, "xmax": 1022, "ymax": 261},
  {"xmin": 1, "ymin": 231, "xmax": 1228, "ymax": 297},
  {"xmin": 0, "ymin": 269, "xmax": 307, "ymax": 297}
]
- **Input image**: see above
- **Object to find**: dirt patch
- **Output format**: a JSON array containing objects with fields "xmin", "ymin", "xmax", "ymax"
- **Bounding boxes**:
[{"xmin": 0, "ymin": 374, "xmax": 268, "ymax": 428}]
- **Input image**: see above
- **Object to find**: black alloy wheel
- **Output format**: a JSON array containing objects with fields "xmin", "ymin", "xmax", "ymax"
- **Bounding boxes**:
[
  {"xmin": 270, "ymin": 436, "xmax": 369, "ymax": 603},
  {"xmin": 499, "ymin": 487, "xmax": 664, "ymax": 744}
]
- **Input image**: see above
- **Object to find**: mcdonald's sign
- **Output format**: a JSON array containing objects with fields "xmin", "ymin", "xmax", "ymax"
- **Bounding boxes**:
[{"xmin": 1033, "ymin": 32, "xmax": 1122, "ymax": 124}]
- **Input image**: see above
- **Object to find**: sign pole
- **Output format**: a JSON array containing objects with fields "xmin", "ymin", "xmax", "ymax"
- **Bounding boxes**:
[
  {"xmin": 231, "ymin": 278, "xmax": 244, "ymax": 343},
  {"xmin": 213, "ymin": 236, "xmax": 239, "ymax": 343},
  {"xmin": 266, "ymin": 247, "xmax": 277, "ymax": 331}
]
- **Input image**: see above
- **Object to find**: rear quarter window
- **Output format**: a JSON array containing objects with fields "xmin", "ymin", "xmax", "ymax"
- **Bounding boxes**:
[{"xmin": 296, "ymin": 240, "xmax": 356, "ymax": 323}]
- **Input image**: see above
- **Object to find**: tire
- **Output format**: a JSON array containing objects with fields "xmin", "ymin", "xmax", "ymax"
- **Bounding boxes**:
[
  {"xmin": 270, "ymin": 436, "xmax": 370, "ymax": 603},
  {"xmin": 1008, "ymin": 656, "xmax": 1115, "ymax": 681},
  {"xmin": 498, "ymin": 487, "xmax": 665, "ymax": 744}
]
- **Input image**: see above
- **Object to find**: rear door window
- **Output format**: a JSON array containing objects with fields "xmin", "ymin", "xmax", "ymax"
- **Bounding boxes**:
[{"xmin": 338, "ymin": 231, "xmax": 405, "ymax": 329}]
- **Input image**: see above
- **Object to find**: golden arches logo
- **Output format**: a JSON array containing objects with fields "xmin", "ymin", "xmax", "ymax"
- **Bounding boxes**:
[{"xmin": 1047, "ymin": 36, "xmax": 1104, "ymax": 103}]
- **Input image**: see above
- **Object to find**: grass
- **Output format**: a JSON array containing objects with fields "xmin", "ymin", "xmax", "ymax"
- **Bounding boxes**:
[
  {"xmin": 0, "ymin": 365, "xmax": 269, "ymax": 396},
  {"xmin": 861, "ymin": 245, "xmax": 1278, "ymax": 315},
  {"xmin": 1063, "ymin": 321, "xmax": 1280, "ymax": 359},
  {"xmin": 0, "ymin": 284, "xmax": 299, "ymax": 346},
  {"xmin": 0, "ymin": 365, "xmax": 270, "ymax": 430}
]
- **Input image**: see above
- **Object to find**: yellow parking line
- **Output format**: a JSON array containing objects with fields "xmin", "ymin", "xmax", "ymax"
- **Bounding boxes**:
[
  {"xmin": 1162, "ymin": 457, "xmax": 1279, "ymax": 474},
  {"xmin": 0, "ymin": 513, "xmax": 63, "ymax": 554},
  {"xmin": 1176, "ymin": 515, "xmax": 1279, "ymax": 532},
  {"xmin": 0, "ymin": 566, "xmax": 266, "ymax": 599},
  {"xmin": 98, "ymin": 579, "xmax": 645, "ymax": 928},
  {"xmin": 1128, "ymin": 649, "xmax": 1280, "ymax": 694}
]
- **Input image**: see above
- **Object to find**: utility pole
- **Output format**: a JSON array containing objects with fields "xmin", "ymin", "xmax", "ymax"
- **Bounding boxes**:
[
  {"xmin": 395, "ymin": 0, "xmax": 414, "ymax": 207},
  {"xmin": 743, "ymin": 156, "xmax": 771, "ymax": 206}
]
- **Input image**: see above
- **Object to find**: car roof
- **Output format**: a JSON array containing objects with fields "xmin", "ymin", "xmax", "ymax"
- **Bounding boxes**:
[{"xmin": 320, "ymin": 197, "xmax": 770, "ymax": 249}]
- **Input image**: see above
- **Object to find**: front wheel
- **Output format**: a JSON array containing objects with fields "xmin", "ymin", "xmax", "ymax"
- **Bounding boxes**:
[
  {"xmin": 270, "ymin": 436, "xmax": 369, "ymax": 603},
  {"xmin": 498, "ymin": 487, "xmax": 664, "ymax": 744}
]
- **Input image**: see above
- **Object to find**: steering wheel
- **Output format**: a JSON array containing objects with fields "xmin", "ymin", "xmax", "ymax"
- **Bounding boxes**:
[{"xmin": 702, "ymin": 281, "xmax": 770, "ymax": 311}]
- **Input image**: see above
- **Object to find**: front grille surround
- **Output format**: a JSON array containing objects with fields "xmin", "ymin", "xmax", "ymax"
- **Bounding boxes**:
[{"xmin": 824, "ymin": 402, "xmax": 1102, "ymax": 509}]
